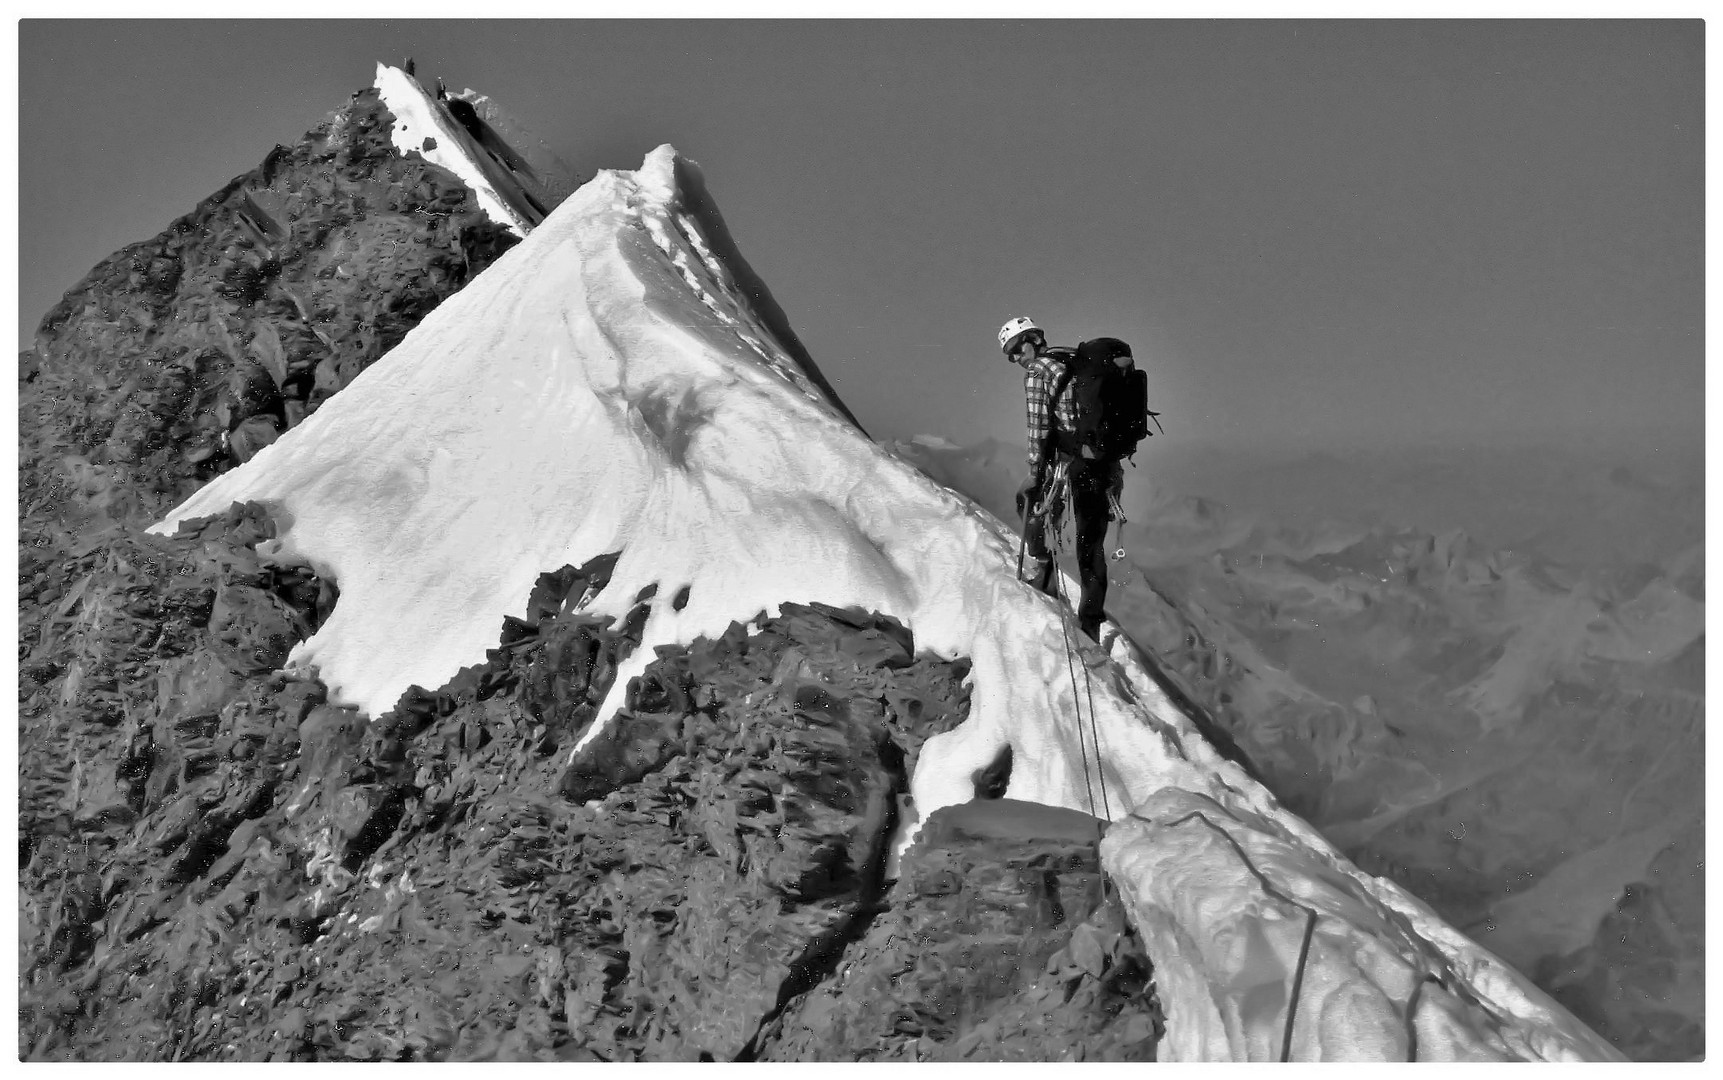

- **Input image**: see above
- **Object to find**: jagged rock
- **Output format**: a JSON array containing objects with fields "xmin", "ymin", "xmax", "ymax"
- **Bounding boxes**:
[
  {"xmin": 755, "ymin": 798, "xmax": 1161, "ymax": 1061},
  {"xmin": 19, "ymin": 521, "xmax": 997, "ymax": 1061},
  {"xmin": 15, "ymin": 81, "xmax": 557, "ymax": 1059},
  {"xmin": 16, "ymin": 94, "xmax": 533, "ymax": 967},
  {"xmin": 18, "ymin": 504, "xmax": 334, "ymax": 1059},
  {"xmin": 20, "ymin": 84, "xmax": 520, "ymax": 542}
]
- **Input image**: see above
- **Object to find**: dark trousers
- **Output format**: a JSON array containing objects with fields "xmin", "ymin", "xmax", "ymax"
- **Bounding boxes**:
[{"xmin": 1022, "ymin": 456, "xmax": 1112, "ymax": 640}]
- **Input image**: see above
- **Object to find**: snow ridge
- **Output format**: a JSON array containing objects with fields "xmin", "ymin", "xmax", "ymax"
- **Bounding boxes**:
[
  {"xmin": 636, "ymin": 163, "xmax": 832, "ymax": 418},
  {"xmin": 151, "ymin": 148, "xmax": 1619, "ymax": 1062},
  {"xmin": 374, "ymin": 63, "xmax": 535, "ymax": 236}
]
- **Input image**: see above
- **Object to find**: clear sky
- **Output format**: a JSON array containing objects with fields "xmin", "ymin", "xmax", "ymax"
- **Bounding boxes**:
[{"xmin": 16, "ymin": 18, "xmax": 1704, "ymax": 453}]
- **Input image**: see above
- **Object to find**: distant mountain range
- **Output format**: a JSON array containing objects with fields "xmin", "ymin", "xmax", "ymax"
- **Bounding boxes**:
[{"xmin": 892, "ymin": 433, "xmax": 1704, "ymax": 1060}]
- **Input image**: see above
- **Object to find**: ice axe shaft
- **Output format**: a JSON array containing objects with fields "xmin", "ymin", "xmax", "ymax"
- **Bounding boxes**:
[
  {"xmin": 1016, "ymin": 458, "xmax": 1069, "ymax": 583},
  {"xmin": 1014, "ymin": 458, "xmax": 1048, "ymax": 583},
  {"xmin": 1107, "ymin": 490, "xmax": 1128, "ymax": 560}
]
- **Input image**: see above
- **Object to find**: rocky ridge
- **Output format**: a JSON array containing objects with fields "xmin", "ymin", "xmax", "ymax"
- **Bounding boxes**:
[
  {"xmin": 19, "ymin": 69, "xmax": 1629, "ymax": 1063},
  {"xmin": 18, "ymin": 73, "xmax": 1162, "ymax": 1061},
  {"xmin": 18, "ymin": 506, "xmax": 1163, "ymax": 1060},
  {"xmin": 20, "ymin": 82, "xmax": 520, "ymax": 538}
]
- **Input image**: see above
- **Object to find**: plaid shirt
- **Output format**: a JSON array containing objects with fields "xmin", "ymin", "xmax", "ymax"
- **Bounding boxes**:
[{"xmin": 1023, "ymin": 352, "xmax": 1079, "ymax": 472}]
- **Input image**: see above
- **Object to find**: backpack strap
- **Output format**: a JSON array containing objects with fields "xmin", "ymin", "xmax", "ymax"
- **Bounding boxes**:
[
  {"xmin": 1049, "ymin": 357, "xmax": 1077, "ymax": 410},
  {"xmin": 1041, "ymin": 354, "xmax": 1078, "ymax": 464}
]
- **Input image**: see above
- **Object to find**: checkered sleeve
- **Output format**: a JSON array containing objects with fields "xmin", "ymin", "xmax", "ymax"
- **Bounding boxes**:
[{"xmin": 1024, "ymin": 361, "xmax": 1054, "ymax": 472}]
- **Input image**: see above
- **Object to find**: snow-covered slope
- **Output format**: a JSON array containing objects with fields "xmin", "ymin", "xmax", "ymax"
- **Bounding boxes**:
[
  {"xmin": 374, "ymin": 63, "xmax": 565, "ymax": 236},
  {"xmin": 152, "ymin": 147, "xmax": 1619, "ymax": 1062}
]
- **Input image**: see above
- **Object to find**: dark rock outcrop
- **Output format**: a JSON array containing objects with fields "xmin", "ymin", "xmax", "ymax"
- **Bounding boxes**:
[
  {"xmin": 18, "ymin": 95, "xmax": 538, "ymax": 1058},
  {"xmin": 19, "ymin": 84, "xmax": 521, "ymax": 542},
  {"xmin": 28, "ymin": 509, "xmax": 1162, "ymax": 1060},
  {"xmin": 16, "ymin": 91, "xmax": 534, "ymax": 954},
  {"xmin": 754, "ymin": 799, "xmax": 1163, "ymax": 1061},
  {"xmin": 18, "ymin": 503, "xmax": 336, "ymax": 1059},
  {"xmin": 16, "ymin": 72, "xmax": 1171, "ymax": 1064}
]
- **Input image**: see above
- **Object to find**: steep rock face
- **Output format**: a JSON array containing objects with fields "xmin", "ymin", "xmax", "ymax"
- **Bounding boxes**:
[
  {"xmin": 17, "ymin": 85, "xmax": 551, "ymax": 1057},
  {"xmin": 530, "ymin": 598, "xmax": 931, "ymax": 1061},
  {"xmin": 35, "ymin": 518, "xmax": 1134, "ymax": 1060},
  {"xmin": 20, "ymin": 84, "xmax": 520, "ymax": 538},
  {"xmin": 16, "ymin": 82, "xmax": 532, "ymax": 892},
  {"xmin": 757, "ymin": 799, "xmax": 1163, "ymax": 1061},
  {"xmin": 18, "ymin": 504, "xmax": 337, "ymax": 1059}
]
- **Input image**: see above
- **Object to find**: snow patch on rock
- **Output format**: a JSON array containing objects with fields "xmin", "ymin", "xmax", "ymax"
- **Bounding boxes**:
[{"xmin": 373, "ymin": 62, "xmax": 531, "ymax": 237}]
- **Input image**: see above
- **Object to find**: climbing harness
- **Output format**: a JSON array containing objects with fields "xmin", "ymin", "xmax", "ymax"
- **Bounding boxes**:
[
  {"xmin": 1038, "ymin": 458, "xmax": 1071, "ymax": 528},
  {"xmin": 1014, "ymin": 457, "xmax": 1070, "ymax": 583}
]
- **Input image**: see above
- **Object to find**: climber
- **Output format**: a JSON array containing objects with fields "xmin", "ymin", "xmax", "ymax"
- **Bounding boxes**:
[
  {"xmin": 999, "ymin": 316, "xmax": 1130, "ymax": 643},
  {"xmin": 1000, "ymin": 316, "xmax": 1064, "ymax": 597}
]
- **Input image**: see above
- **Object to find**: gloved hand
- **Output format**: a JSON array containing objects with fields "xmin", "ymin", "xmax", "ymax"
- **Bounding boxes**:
[{"xmin": 1015, "ymin": 475, "xmax": 1039, "ymax": 519}]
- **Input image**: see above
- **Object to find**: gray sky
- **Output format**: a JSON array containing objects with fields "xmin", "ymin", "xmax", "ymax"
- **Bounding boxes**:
[{"xmin": 17, "ymin": 19, "xmax": 1704, "ymax": 453}]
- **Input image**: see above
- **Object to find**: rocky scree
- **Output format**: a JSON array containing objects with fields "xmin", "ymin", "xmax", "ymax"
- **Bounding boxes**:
[{"xmin": 19, "ymin": 509, "xmax": 1159, "ymax": 1060}]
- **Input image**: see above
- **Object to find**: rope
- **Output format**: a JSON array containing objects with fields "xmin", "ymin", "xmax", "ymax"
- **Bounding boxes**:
[
  {"xmin": 1055, "ymin": 465, "xmax": 1114, "ymax": 823},
  {"xmin": 1038, "ymin": 463, "xmax": 1116, "ymax": 856},
  {"xmin": 1282, "ymin": 906, "xmax": 1318, "ymax": 1061},
  {"xmin": 1039, "ymin": 468, "xmax": 1101, "ymax": 829},
  {"xmin": 1083, "ymin": 649, "xmax": 1112, "ymax": 821},
  {"xmin": 1403, "ymin": 973, "xmax": 1441, "ymax": 1062},
  {"xmin": 1163, "ymin": 809, "xmax": 1322, "ymax": 1062},
  {"xmin": 1056, "ymin": 597, "xmax": 1102, "ymax": 828}
]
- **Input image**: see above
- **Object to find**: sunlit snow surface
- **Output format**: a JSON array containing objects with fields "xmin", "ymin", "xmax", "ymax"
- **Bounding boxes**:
[
  {"xmin": 373, "ymin": 63, "xmax": 531, "ymax": 237},
  {"xmin": 153, "ymin": 147, "xmax": 1619, "ymax": 1062}
]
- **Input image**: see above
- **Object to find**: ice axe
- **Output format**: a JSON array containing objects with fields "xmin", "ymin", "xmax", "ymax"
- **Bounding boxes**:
[
  {"xmin": 1107, "ymin": 490, "xmax": 1128, "ymax": 561},
  {"xmin": 1014, "ymin": 459, "xmax": 1067, "ymax": 584},
  {"xmin": 1013, "ymin": 475, "xmax": 1039, "ymax": 583},
  {"xmin": 1014, "ymin": 466, "xmax": 1050, "ymax": 583}
]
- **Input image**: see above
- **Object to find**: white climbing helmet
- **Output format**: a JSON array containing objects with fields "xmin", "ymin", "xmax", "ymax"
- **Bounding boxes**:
[{"xmin": 998, "ymin": 316, "xmax": 1043, "ymax": 356}]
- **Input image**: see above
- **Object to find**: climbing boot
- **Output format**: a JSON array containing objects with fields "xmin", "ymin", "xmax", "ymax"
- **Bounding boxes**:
[{"xmin": 1028, "ymin": 555, "xmax": 1056, "ymax": 597}]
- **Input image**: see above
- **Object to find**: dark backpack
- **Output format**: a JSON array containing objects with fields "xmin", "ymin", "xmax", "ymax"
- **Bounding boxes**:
[{"xmin": 1048, "ymin": 337, "xmax": 1153, "ymax": 461}]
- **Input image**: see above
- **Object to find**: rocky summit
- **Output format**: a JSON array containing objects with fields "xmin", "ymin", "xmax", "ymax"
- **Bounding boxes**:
[
  {"xmin": 17, "ymin": 73, "xmax": 1163, "ymax": 1061},
  {"xmin": 20, "ymin": 85, "xmax": 520, "ymax": 538},
  {"xmin": 19, "ymin": 67, "xmax": 1631, "ymax": 1062}
]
